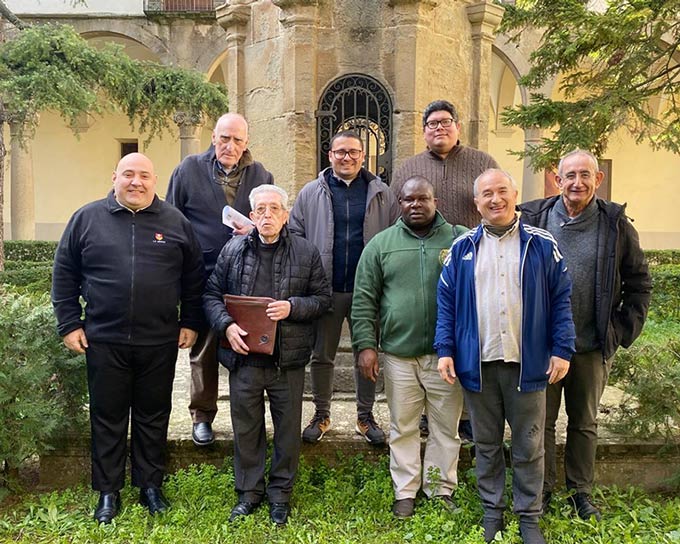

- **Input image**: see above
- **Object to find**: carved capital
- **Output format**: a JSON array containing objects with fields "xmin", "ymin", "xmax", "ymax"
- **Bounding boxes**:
[
  {"xmin": 173, "ymin": 111, "xmax": 204, "ymax": 128},
  {"xmin": 466, "ymin": 1, "xmax": 505, "ymax": 39},
  {"xmin": 216, "ymin": 3, "xmax": 251, "ymax": 32},
  {"xmin": 69, "ymin": 112, "xmax": 95, "ymax": 134},
  {"xmin": 273, "ymin": 0, "xmax": 320, "ymax": 27}
]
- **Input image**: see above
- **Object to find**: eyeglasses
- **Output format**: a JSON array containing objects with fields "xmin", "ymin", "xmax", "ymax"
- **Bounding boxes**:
[
  {"xmin": 424, "ymin": 118, "xmax": 456, "ymax": 130},
  {"xmin": 253, "ymin": 204, "xmax": 285, "ymax": 216},
  {"xmin": 330, "ymin": 149, "xmax": 363, "ymax": 160}
]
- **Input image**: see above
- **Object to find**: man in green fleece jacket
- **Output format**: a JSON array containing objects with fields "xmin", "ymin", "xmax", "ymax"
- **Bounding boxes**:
[{"xmin": 351, "ymin": 176, "xmax": 467, "ymax": 519}]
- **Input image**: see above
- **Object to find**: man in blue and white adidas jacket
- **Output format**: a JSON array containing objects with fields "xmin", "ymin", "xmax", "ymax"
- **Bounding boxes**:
[{"xmin": 434, "ymin": 169, "xmax": 575, "ymax": 544}]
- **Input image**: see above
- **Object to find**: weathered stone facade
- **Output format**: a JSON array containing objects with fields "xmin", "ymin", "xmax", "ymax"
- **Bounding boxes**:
[{"xmin": 4, "ymin": 0, "xmax": 679, "ymax": 247}]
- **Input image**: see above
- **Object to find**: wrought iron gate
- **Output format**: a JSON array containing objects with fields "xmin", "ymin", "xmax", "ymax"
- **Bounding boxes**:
[{"xmin": 316, "ymin": 74, "xmax": 393, "ymax": 184}]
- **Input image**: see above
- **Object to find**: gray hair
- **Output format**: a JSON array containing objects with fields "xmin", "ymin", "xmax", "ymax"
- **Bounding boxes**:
[
  {"xmin": 473, "ymin": 168, "xmax": 518, "ymax": 196},
  {"xmin": 249, "ymin": 184, "xmax": 289, "ymax": 210},
  {"xmin": 557, "ymin": 149, "xmax": 599, "ymax": 176}
]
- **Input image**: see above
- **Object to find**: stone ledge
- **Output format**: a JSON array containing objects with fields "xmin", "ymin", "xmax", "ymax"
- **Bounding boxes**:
[{"xmin": 39, "ymin": 435, "xmax": 680, "ymax": 493}]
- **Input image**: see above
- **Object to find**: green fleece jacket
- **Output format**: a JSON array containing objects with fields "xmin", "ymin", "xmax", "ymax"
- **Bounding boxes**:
[{"xmin": 351, "ymin": 212, "xmax": 467, "ymax": 358}]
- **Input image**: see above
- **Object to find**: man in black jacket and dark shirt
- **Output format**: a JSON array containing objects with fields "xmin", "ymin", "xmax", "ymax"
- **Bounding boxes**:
[
  {"xmin": 52, "ymin": 153, "xmax": 205, "ymax": 524},
  {"xmin": 203, "ymin": 185, "xmax": 331, "ymax": 526},
  {"xmin": 520, "ymin": 149, "xmax": 651, "ymax": 521},
  {"xmin": 167, "ymin": 113, "xmax": 274, "ymax": 447}
]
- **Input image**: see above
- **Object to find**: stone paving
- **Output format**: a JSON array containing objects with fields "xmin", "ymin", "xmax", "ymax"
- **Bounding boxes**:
[{"xmin": 168, "ymin": 348, "xmax": 623, "ymax": 444}]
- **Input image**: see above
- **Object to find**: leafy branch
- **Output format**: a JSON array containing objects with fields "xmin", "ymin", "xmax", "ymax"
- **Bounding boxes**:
[{"xmin": 499, "ymin": 0, "xmax": 680, "ymax": 169}]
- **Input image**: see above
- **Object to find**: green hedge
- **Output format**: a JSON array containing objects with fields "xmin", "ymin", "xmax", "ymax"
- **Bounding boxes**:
[
  {"xmin": 609, "ymin": 321, "xmax": 680, "ymax": 444},
  {"xmin": 4, "ymin": 240, "xmax": 57, "ymax": 262},
  {"xmin": 649, "ymin": 264, "xmax": 680, "ymax": 322},
  {"xmin": 645, "ymin": 249, "xmax": 680, "ymax": 266}
]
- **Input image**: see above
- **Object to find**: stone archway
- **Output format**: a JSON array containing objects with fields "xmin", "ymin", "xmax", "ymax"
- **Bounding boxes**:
[{"xmin": 316, "ymin": 74, "xmax": 393, "ymax": 184}]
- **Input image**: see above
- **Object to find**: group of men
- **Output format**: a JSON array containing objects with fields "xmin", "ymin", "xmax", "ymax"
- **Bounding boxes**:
[{"xmin": 51, "ymin": 99, "xmax": 651, "ymax": 543}]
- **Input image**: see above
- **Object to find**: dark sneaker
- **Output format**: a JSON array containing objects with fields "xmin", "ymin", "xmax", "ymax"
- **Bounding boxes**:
[
  {"xmin": 302, "ymin": 412, "xmax": 331, "ymax": 443},
  {"xmin": 519, "ymin": 520, "xmax": 546, "ymax": 544},
  {"xmin": 419, "ymin": 413, "xmax": 429, "ymax": 437},
  {"xmin": 569, "ymin": 492, "xmax": 601, "ymax": 521},
  {"xmin": 482, "ymin": 517, "xmax": 504, "ymax": 543},
  {"xmin": 356, "ymin": 413, "xmax": 386, "ymax": 446},
  {"xmin": 392, "ymin": 498, "xmax": 415, "ymax": 518}
]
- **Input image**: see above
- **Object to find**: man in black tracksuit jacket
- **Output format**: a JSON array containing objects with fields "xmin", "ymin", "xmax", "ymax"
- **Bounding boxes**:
[{"xmin": 52, "ymin": 153, "xmax": 204, "ymax": 524}]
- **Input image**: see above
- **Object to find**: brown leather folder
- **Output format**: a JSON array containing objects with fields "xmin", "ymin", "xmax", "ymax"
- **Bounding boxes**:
[{"xmin": 220, "ymin": 294, "xmax": 277, "ymax": 355}]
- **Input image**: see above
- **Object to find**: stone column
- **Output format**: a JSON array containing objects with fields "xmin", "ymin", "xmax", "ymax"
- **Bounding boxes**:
[
  {"xmin": 466, "ymin": 1, "xmax": 505, "ymax": 151},
  {"xmin": 216, "ymin": 1, "xmax": 252, "ymax": 114},
  {"xmin": 173, "ymin": 112, "xmax": 204, "ymax": 159},
  {"xmin": 389, "ymin": 0, "xmax": 440, "ymax": 162},
  {"xmin": 9, "ymin": 114, "xmax": 36, "ymax": 240},
  {"xmin": 272, "ymin": 0, "xmax": 321, "ymax": 192},
  {"xmin": 520, "ymin": 126, "xmax": 545, "ymax": 202}
]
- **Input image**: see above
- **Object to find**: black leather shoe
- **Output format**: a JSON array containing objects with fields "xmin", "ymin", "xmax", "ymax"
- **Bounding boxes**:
[
  {"xmin": 569, "ymin": 492, "xmax": 601, "ymax": 521},
  {"xmin": 229, "ymin": 501, "xmax": 260, "ymax": 522},
  {"xmin": 192, "ymin": 422, "xmax": 215, "ymax": 446},
  {"xmin": 139, "ymin": 487, "xmax": 170, "ymax": 514},
  {"xmin": 269, "ymin": 502, "xmax": 290, "ymax": 525},
  {"xmin": 94, "ymin": 491, "xmax": 120, "ymax": 524}
]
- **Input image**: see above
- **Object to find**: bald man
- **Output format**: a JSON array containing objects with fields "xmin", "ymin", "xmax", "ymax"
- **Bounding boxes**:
[
  {"xmin": 167, "ymin": 113, "xmax": 274, "ymax": 447},
  {"xmin": 52, "ymin": 153, "xmax": 205, "ymax": 523}
]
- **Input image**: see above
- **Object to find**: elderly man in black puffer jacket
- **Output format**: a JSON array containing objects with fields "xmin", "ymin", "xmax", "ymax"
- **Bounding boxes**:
[{"xmin": 203, "ymin": 184, "xmax": 331, "ymax": 526}]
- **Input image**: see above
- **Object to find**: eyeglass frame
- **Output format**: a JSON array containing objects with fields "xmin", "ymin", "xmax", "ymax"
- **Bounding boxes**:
[
  {"xmin": 423, "ymin": 118, "xmax": 456, "ymax": 130},
  {"xmin": 329, "ymin": 148, "xmax": 364, "ymax": 160}
]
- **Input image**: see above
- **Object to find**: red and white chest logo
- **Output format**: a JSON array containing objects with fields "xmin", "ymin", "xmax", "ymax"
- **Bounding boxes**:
[{"xmin": 153, "ymin": 232, "xmax": 166, "ymax": 243}]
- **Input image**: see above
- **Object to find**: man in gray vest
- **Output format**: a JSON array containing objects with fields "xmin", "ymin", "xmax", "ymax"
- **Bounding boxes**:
[{"xmin": 520, "ymin": 149, "xmax": 651, "ymax": 521}]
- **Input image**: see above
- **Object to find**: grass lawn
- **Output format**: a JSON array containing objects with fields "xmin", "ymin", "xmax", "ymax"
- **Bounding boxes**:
[{"xmin": 0, "ymin": 456, "xmax": 678, "ymax": 543}]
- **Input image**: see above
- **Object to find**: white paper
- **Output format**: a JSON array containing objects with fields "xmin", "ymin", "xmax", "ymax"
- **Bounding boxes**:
[{"xmin": 222, "ymin": 205, "xmax": 254, "ymax": 230}]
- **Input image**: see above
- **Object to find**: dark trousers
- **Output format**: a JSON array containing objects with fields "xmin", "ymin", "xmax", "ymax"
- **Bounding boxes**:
[
  {"xmin": 310, "ymin": 291, "xmax": 375, "ymax": 417},
  {"xmin": 464, "ymin": 361, "xmax": 546, "ymax": 522},
  {"xmin": 544, "ymin": 350, "xmax": 612, "ymax": 494},
  {"xmin": 86, "ymin": 341, "xmax": 178, "ymax": 492},
  {"xmin": 229, "ymin": 365, "xmax": 305, "ymax": 504},
  {"xmin": 188, "ymin": 327, "xmax": 218, "ymax": 424}
]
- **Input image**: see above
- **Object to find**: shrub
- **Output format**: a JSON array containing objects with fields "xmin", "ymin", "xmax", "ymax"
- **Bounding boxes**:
[
  {"xmin": 0, "ymin": 290, "xmax": 88, "ymax": 490},
  {"xmin": 608, "ymin": 321, "xmax": 680, "ymax": 446},
  {"xmin": 4, "ymin": 241, "xmax": 57, "ymax": 263}
]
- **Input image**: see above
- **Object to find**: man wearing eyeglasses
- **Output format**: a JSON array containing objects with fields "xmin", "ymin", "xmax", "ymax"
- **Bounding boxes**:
[
  {"xmin": 289, "ymin": 130, "xmax": 399, "ymax": 446},
  {"xmin": 392, "ymin": 100, "xmax": 499, "ymax": 229},
  {"xmin": 203, "ymin": 185, "xmax": 331, "ymax": 526},
  {"xmin": 167, "ymin": 113, "xmax": 274, "ymax": 447}
]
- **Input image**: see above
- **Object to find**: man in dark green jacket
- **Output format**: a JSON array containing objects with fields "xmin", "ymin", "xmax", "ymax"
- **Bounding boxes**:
[{"xmin": 351, "ymin": 176, "xmax": 467, "ymax": 518}]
